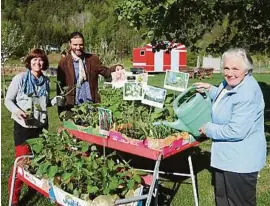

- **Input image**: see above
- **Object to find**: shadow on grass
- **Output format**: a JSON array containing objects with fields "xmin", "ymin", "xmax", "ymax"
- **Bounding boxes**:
[
  {"xmin": 157, "ymin": 147, "xmax": 211, "ymax": 206},
  {"xmin": 19, "ymin": 187, "xmax": 40, "ymax": 205},
  {"xmin": 102, "ymin": 145, "xmax": 211, "ymax": 206}
]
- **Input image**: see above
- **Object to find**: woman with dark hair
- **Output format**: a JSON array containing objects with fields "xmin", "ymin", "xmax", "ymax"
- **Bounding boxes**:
[{"xmin": 5, "ymin": 48, "xmax": 57, "ymax": 205}]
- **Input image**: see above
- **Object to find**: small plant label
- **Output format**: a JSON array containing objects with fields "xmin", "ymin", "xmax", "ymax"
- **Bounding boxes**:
[
  {"xmin": 136, "ymin": 73, "xmax": 148, "ymax": 86},
  {"xmin": 123, "ymin": 82, "xmax": 143, "ymax": 100},
  {"xmin": 164, "ymin": 71, "xmax": 189, "ymax": 92},
  {"xmin": 98, "ymin": 107, "xmax": 113, "ymax": 136},
  {"xmin": 142, "ymin": 85, "xmax": 167, "ymax": 108},
  {"xmin": 127, "ymin": 75, "xmax": 136, "ymax": 82},
  {"xmin": 111, "ymin": 70, "xmax": 127, "ymax": 88}
]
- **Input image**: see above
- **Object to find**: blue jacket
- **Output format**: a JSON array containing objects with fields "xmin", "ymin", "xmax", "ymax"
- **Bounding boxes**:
[{"xmin": 205, "ymin": 74, "xmax": 266, "ymax": 173}]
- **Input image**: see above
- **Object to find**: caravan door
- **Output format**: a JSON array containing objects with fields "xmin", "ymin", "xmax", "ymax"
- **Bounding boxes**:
[{"xmin": 154, "ymin": 51, "xmax": 163, "ymax": 72}]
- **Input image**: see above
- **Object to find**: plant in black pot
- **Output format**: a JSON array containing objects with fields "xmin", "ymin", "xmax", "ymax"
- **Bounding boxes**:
[
  {"xmin": 55, "ymin": 81, "xmax": 77, "ymax": 107},
  {"xmin": 24, "ymin": 107, "xmax": 35, "ymax": 126},
  {"xmin": 24, "ymin": 93, "xmax": 36, "ymax": 126}
]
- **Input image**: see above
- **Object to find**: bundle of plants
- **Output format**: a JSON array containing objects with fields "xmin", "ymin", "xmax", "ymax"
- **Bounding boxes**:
[
  {"xmin": 114, "ymin": 121, "xmax": 190, "ymax": 150},
  {"xmin": 25, "ymin": 129, "xmax": 143, "ymax": 202},
  {"xmin": 60, "ymin": 88, "xmax": 182, "ymax": 140},
  {"xmin": 60, "ymin": 102, "xmax": 99, "ymax": 127}
]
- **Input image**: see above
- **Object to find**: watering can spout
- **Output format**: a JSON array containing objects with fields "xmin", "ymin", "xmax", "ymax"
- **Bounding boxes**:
[{"xmin": 161, "ymin": 120, "xmax": 191, "ymax": 133}]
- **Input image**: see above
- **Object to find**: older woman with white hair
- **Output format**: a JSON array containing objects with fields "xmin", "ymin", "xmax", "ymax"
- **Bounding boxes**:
[{"xmin": 194, "ymin": 48, "xmax": 266, "ymax": 206}]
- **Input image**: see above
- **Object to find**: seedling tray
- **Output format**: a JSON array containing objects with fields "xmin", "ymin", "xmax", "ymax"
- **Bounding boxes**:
[{"xmin": 64, "ymin": 128, "xmax": 199, "ymax": 160}]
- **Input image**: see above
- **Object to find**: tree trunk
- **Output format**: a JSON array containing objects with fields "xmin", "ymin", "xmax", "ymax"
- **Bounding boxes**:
[{"xmin": 2, "ymin": 65, "xmax": 6, "ymax": 99}]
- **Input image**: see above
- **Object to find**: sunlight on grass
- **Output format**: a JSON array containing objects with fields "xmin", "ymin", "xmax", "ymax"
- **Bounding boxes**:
[{"xmin": 1, "ymin": 74, "xmax": 269, "ymax": 205}]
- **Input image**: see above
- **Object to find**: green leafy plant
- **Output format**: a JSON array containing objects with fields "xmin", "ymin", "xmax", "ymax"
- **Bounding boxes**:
[
  {"xmin": 60, "ymin": 101, "xmax": 99, "ymax": 127},
  {"xmin": 25, "ymin": 129, "xmax": 142, "ymax": 200},
  {"xmin": 62, "ymin": 87, "xmax": 179, "ymax": 140},
  {"xmin": 55, "ymin": 81, "xmax": 77, "ymax": 97},
  {"xmin": 24, "ymin": 93, "xmax": 44, "ymax": 126},
  {"xmin": 55, "ymin": 81, "xmax": 77, "ymax": 106}
]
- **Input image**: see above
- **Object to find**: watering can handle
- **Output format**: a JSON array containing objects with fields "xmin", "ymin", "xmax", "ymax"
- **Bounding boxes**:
[{"xmin": 173, "ymin": 86, "xmax": 210, "ymax": 110}]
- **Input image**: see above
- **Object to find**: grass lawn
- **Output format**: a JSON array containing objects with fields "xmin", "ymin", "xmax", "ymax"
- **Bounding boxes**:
[{"xmin": 1, "ymin": 73, "xmax": 270, "ymax": 206}]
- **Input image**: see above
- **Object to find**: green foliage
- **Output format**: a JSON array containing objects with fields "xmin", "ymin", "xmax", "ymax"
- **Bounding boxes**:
[
  {"xmin": 25, "ymin": 129, "xmax": 141, "ymax": 200},
  {"xmin": 2, "ymin": 0, "xmax": 270, "ymax": 58},
  {"xmin": 115, "ymin": 0, "xmax": 270, "ymax": 53},
  {"xmin": 1, "ymin": 74, "xmax": 269, "ymax": 205},
  {"xmin": 2, "ymin": 0, "xmax": 145, "ymax": 59},
  {"xmin": 55, "ymin": 81, "xmax": 77, "ymax": 96},
  {"xmin": 63, "ymin": 87, "xmax": 180, "ymax": 140},
  {"xmin": 1, "ymin": 21, "xmax": 25, "ymax": 63}
]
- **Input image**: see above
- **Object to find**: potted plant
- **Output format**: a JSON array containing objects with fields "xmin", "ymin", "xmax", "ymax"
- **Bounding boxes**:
[
  {"xmin": 55, "ymin": 81, "xmax": 76, "ymax": 106},
  {"xmin": 25, "ymin": 130, "xmax": 143, "ymax": 204},
  {"xmin": 24, "ymin": 107, "xmax": 35, "ymax": 126},
  {"xmin": 24, "ymin": 93, "xmax": 36, "ymax": 126}
]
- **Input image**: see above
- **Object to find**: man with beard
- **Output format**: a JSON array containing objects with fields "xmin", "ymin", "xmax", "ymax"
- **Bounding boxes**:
[{"xmin": 57, "ymin": 32, "xmax": 123, "ymax": 115}]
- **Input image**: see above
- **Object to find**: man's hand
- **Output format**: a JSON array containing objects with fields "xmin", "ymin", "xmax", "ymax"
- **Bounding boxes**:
[
  {"xmin": 115, "ymin": 65, "xmax": 124, "ymax": 71},
  {"xmin": 51, "ymin": 96, "xmax": 64, "ymax": 106}
]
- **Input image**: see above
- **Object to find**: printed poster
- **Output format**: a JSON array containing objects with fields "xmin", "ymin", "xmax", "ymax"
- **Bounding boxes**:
[
  {"xmin": 141, "ymin": 85, "xmax": 167, "ymax": 108},
  {"xmin": 164, "ymin": 71, "xmax": 189, "ymax": 92},
  {"xmin": 123, "ymin": 82, "xmax": 143, "ymax": 100},
  {"xmin": 136, "ymin": 73, "xmax": 148, "ymax": 86},
  {"xmin": 98, "ymin": 108, "xmax": 113, "ymax": 136},
  {"xmin": 111, "ymin": 70, "xmax": 127, "ymax": 88}
]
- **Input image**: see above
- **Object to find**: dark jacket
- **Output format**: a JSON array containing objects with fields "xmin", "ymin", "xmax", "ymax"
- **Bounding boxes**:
[{"xmin": 57, "ymin": 53, "xmax": 116, "ymax": 110}]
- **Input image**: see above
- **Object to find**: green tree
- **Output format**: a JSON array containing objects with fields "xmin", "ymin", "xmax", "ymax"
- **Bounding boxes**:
[
  {"xmin": 115, "ymin": 0, "xmax": 270, "ymax": 53},
  {"xmin": 1, "ymin": 21, "xmax": 25, "ymax": 97}
]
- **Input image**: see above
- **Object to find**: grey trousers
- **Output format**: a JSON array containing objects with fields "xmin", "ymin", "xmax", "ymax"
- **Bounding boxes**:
[{"xmin": 213, "ymin": 168, "xmax": 258, "ymax": 206}]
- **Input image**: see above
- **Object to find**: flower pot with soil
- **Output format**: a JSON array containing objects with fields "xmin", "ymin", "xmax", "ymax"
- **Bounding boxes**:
[{"xmin": 24, "ymin": 108, "xmax": 35, "ymax": 126}]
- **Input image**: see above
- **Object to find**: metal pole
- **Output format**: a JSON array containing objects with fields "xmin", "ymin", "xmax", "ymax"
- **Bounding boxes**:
[
  {"xmin": 115, "ymin": 194, "xmax": 148, "ymax": 205},
  {"xmin": 146, "ymin": 154, "xmax": 162, "ymax": 206},
  {"xmin": 134, "ymin": 168, "xmax": 193, "ymax": 177},
  {"xmin": 188, "ymin": 155, "xmax": 199, "ymax": 206}
]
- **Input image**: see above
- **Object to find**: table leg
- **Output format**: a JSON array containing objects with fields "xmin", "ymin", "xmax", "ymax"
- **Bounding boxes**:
[
  {"xmin": 146, "ymin": 154, "xmax": 161, "ymax": 206},
  {"xmin": 188, "ymin": 155, "xmax": 199, "ymax": 206}
]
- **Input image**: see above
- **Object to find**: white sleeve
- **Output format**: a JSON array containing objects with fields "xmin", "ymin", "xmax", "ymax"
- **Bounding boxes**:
[{"xmin": 4, "ymin": 75, "xmax": 22, "ymax": 114}]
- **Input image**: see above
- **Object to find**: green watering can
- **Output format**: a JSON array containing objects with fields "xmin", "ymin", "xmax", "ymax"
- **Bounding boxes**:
[{"xmin": 161, "ymin": 86, "xmax": 212, "ymax": 137}]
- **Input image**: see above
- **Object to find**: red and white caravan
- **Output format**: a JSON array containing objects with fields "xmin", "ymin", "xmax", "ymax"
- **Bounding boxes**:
[{"xmin": 132, "ymin": 42, "xmax": 187, "ymax": 72}]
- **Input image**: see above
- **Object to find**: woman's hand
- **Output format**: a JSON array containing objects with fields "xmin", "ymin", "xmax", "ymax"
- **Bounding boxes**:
[
  {"xmin": 198, "ymin": 125, "xmax": 206, "ymax": 136},
  {"xmin": 193, "ymin": 82, "xmax": 212, "ymax": 93},
  {"xmin": 16, "ymin": 110, "xmax": 26, "ymax": 120}
]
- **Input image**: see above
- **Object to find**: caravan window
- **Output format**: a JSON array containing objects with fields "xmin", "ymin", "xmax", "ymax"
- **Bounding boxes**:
[{"xmin": 140, "ymin": 50, "xmax": 145, "ymax": 56}]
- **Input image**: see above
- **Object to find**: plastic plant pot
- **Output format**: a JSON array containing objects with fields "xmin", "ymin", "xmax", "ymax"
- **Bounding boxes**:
[{"xmin": 57, "ymin": 96, "xmax": 66, "ymax": 107}]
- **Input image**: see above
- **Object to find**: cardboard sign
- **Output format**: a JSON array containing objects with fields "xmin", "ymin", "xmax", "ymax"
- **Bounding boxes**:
[
  {"xmin": 111, "ymin": 70, "xmax": 127, "ymax": 88},
  {"xmin": 164, "ymin": 71, "xmax": 189, "ymax": 92},
  {"xmin": 141, "ymin": 85, "xmax": 167, "ymax": 108},
  {"xmin": 17, "ymin": 166, "xmax": 50, "ymax": 193},
  {"xmin": 123, "ymin": 82, "xmax": 143, "ymax": 100},
  {"xmin": 98, "ymin": 108, "xmax": 113, "ymax": 136}
]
